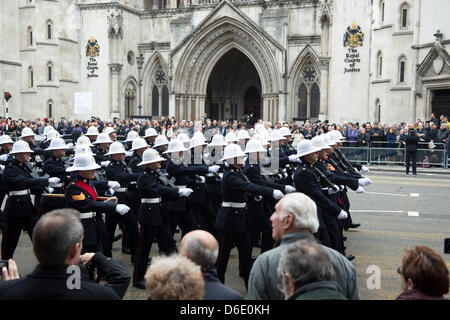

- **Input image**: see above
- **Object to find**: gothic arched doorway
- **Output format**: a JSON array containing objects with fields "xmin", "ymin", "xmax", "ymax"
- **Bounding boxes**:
[{"xmin": 205, "ymin": 48, "xmax": 262, "ymax": 121}]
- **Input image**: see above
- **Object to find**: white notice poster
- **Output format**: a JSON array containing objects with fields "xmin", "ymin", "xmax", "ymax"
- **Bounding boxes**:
[{"xmin": 74, "ymin": 92, "xmax": 92, "ymax": 115}]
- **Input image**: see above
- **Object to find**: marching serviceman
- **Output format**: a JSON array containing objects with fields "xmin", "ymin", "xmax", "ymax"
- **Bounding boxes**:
[
  {"xmin": 152, "ymin": 135, "xmax": 170, "ymax": 170},
  {"xmin": 65, "ymin": 152, "xmax": 130, "ymax": 255},
  {"xmin": 128, "ymin": 137, "xmax": 148, "ymax": 173},
  {"xmin": 105, "ymin": 142, "xmax": 141, "ymax": 262},
  {"xmin": 103, "ymin": 126, "xmax": 118, "ymax": 142},
  {"xmin": 143, "ymin": 128, "xmax": 158, "ymax": 148},
  {"xmin": 85, "ymin": 126, "xmax": 99, "ymax": 144},
  {"xmin": 41, "ymin": 137, "xmax": 71, "ymax": 214},
  {"xmin": 243, "ymin": 138, "xmax": 296, "ymax": 254},
  {"xmin": 188, "ymin": 134, "xmax": 218, "ymax": 236},
  {"xmin": 215, "ymin": 143, "xmax": 284, "ymax": 288},
  {"xmin": 0, "ymin": 135, "xmax": 14, "ymax": 232},
  {"xmin": 1, "ymin": 140, "xmax": 61, "ymax": 260},
  {"xmin": 124, "ymin": 131, "xmax": 139, "ymax": 152},
  {"xmin": 132, "ymin": 148, "xmax": 193, "ymax": 289},
  {"xmin": 92, "ymin": 132, "xmax": 114, "ymax": 167},
  {"xmin": 165, "ymin": 138, "xmax": 220, "ymax": 238},
  {"xmin": 293, "ymin": 139, "xmax": 350, "ymax": 253}
]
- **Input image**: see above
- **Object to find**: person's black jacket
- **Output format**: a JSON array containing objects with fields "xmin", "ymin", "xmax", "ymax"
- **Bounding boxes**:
[
  {"xmin": 0, "ymin": 252, "xmax": 130, "ymax": 300},
  {"xmin": 202, "ymin": 266, "xmax": 243, "ymax": 300},
  {"xmin": 405, "ymin": 134, "xmax": 419, "ymax": 152}
]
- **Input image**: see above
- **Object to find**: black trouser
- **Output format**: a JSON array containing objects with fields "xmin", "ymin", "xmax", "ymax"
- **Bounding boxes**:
[
  {"xmin": 168, "ymin": 210, "xmax": 199, "ymax": 239},
  {"xmin": 0, "ymin": 193, "xmax": 6, "ymax": 231},
  {"xmin": 1, "ymin": 215, "xmax": 37, "ymax": 260},
  {"xmin": 133, "ymin": 224, "xmax": 176, "ymax": 281},
  {"xmin": 316, "ymin": 209, "xmax": 331, "ymax": 248},
  {"xmin": 406, "ymin": 151, "xmax": 417, "ymax": 174},
  {"xmin": 105, "ymin": 211, "xmax": 139, "ymax": 260},
  {"xmin": 191, "ymin": 203, "xmax": 217, "ymax": 238},
  {"xmin": 216, "ymin": 230, "xmax": 252, "ymax": 289},
  {"xmin": 248, "ymin": 215, "xmax": 274, "ymax": 254},
  {"xmin": 322, "ymin": 212, "xmax": 344, "ymax": 254}
]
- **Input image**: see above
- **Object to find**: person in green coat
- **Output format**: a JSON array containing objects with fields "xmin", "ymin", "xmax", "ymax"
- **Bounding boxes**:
[{"xmin": 277, "ymin": 239, "xmax": 347, "ymax": 300}]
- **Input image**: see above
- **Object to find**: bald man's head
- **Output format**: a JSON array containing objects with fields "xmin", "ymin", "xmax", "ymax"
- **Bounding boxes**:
[{"xmin": 180, "ymin": 230, "xmax": 219, "ymax": 268}]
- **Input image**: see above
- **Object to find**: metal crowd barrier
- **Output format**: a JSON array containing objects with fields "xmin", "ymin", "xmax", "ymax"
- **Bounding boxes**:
[{"xmin": 340, "ymin": 141, "xmax": 448, "ymax": 168}]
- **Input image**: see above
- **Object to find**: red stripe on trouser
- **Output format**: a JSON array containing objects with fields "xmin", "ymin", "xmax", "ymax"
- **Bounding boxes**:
[
  {"xmin": 134, "ymin": 227, "xmax": 145, "ymax": 281},
  {"xmin": 216, "ymin": 232, "xmax": 226, "ymax": 269},
  {"xmin": 338, "ymin": 197, "xmax": 342, "ymax": 205},
  {"xmin": 1, "ymin": 216, "xmax": 9, "ymax": 259}
]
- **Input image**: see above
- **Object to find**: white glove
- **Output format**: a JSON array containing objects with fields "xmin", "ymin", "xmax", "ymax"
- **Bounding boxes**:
[
  {"xmin": 47, "ymin": 187, "xmax": 54, "ymax": 194},
  {"xmin": 337, "ymin": 210, "xmax": 348, "ymax": 220},
  {"xmin": 196, "ymin": 176, "xmax": 206, "ymax": 184},
  {"xmin": 285, "ymin": 185, "xmax": 296, "ymax": 193},
  {"xmin": 358, "ymin": 178, "xmax": 372, "ymax": 186},
  {"xmin": 108, "ymin": 188, "xmax": 115, "ymax": 196},
  {"xmin": 356, "ymin": 186, "xmax": 365, "ymax": 193},
  {"xmin": 328, "ymin": 185, "xmax": 339, "ymax": 195},
  {"xmin": 125, "ymin": 151, "xmax": 133, "ymax": 157},
  {"xmin": 208, "ymin": 165, "xmax": 220, "ymax": 173},
  {"xmin": 288, "ymin": 154, "xmax": 301, "ymax": 163},
  {"xmin": 116, "ymin": 204, "xmax": 130, "ymax": 215},
  {"xmin": 0, "ymin": 154, "xmax": 8, "ymax": 161},
  {"xmin": 101, "ymin": 160, "xmax": 110, "ymax": 168},
  {"xmin": 48, "ymin": 177, "xmax": 61, "ymax": 186},
  {"xmin": 361, "ymin": 166, "xmax": 370, "ymax": 173},
  {"xmin": 339, "ymin": 185, "xmax": 345, "ymax": 191},
  {"xmin": 66, "ymin": 143, "xmax": 74, "ymax": 149},
  {"xmin": 272, "ymin": 189, "xmax": 284, "ymax": 200},
  {"xmin": 108, "ymin": 181, "xmax": 121, "ymax": 190},
  {"xmin": 0, "ymin": 164, "xmax": 4, "ymax": 171},
  {"xmin": 178, "ymin": 187, "xmax": 193, "ymax": 197}
]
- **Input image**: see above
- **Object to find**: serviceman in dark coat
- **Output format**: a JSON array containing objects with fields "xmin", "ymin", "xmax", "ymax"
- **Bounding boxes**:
[
  {"xmin": 215, "ymin": 143, "xmax": 284, "ymax": 288},
  {"xmin": 1, "ymin": 140, "xmax": 61, "ymax": 260},
  {"xmin": 41, "ymin": 137, "xmax": 71, "ymax": 214},
  {"xmin": 65, "ymin": 152, "xmax": 130, "ymax": 256},
  {"xmin": 243, "ymin": 138, "xmax": 296, "ymax": 254},
  {"xmin": 0, "ymin": 135, "xmax": 14, "ymax": 232},
  {"xmin": 293, "ymin": 140, "xmax": 350, "ymax": 252},
  {"xmin": 105, "ymin": 142, "xmax": 141, "ymax": 262},
  {"xmin": 132, "ymin": 148, "xmax": 193, "ymax": 289}
]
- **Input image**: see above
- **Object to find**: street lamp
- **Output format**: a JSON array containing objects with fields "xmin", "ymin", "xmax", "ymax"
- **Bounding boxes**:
[
  {"xmin": 136, "ymin": 53, "xmax": 144, "ymax": 116},
  {"xmin": 4, "ymin": 91, "xmax": 11, "ymax": 121}
]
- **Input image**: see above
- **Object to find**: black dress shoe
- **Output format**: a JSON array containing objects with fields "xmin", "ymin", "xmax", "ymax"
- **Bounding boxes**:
[
  {"xmin": 349, "ymin": 223, "xmax": 361, "ymax": 229},
  {"xmin": 133, "ymin": 279, "xmax": 146, "ymax": 289},
  {"xmin": 122, "ymin": 247, "xmax": 131, "ymax": 254},
  {"xmin": 346, "ymin": 254, "xmax": 355, "ymax": 261},
  {"xmin": 113, "ymin": 234, "xmax": 122, "ymax": 242}
]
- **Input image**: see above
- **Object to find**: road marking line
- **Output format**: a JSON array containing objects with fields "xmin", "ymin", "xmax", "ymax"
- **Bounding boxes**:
[
  {"xmin": 409, "ymin": 193, "xmax": 420, "ymax": 197},
  {"xmin": 408, "ymin": 211, "xmax": 419, "ymax": 217},
  {"xmin": 364, "ymin": 191, "xmax": 410, "ymax": 197},
  {"xmin": 350, "ymin": 210, "xmax": 404, "ymax": 213}
]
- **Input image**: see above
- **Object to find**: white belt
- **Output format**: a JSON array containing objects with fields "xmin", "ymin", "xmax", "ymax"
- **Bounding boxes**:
[
  {"xmin": 115, "ymin": 187, "xmax": 128, "ymax": 192},
  {"xmin": 175, "ymin": 185, "xmax": 186, "ymax": 188},
  {"xmin": 80, "ymin": 212, "xmax": 96, "ymax": 219},
  {"xmin": 141, "ymin": 197, "xmax": 161, "ymax": 204},
  {"xmin": 130, "ymin": 181, "xmax": 137, "ymax": 185},
  {"xmin": 53, "ymin": 183, "xmax": 64, "ymax": 188},
  {"xmin": 222, "ymin": 202, "xmax": 246, "ymax": 208},
  {"xmin": 9, "ymin": 190, "xmax": 30, "ymax": 196}
]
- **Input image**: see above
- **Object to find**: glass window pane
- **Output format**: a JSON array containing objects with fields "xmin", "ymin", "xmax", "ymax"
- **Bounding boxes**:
[
  {"xmin": 298, "ymin": 83, "xmax": 307, "ymax": 119},
  {"xmin": 162, "ymin": 85, "xmax": 169, "ymax": 116},
  {"xmin": 310, "ymin": 83, "xmax": 320, "ymax": 118},
  {"xmin": 152, "ymin": 86, "xmax": 159, "ymax": 116}
]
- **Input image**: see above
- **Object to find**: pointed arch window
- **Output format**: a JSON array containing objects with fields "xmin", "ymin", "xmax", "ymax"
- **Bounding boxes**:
[
  {"xmin": 46, "ymin": 20, "xmax": 53, "ymax": 40},
  {"xmin": 47, "ymin": 61, "xmax": 53, "ymax": 82},
  {"xmin": 297, "ymin": 59, "xmax": 320, "ymax": 120},
  {"xmin": 150, "ymin": 63, "xmax": 168, "ymax": 117},
  {"xmin": 380, "ymin": 0, "xmax": 385, "ymax": 23},
  {"xmin": 28, "ymin": 66, "xmax": 34, "ymax": 88},
  {"xmin": 398, "ymin": 56, "xmax": 407, "ymax": 83},
  {"xmin": 400, "ymin": 3, "xmax": 409, "ymax": 29},
  {"xmin": 47, "ymin": 100, "xmax": 54, "ymax": 118},
  {"xmin": 376, "ymin": 51, "xmax": 383, "ymax": 77},
  {"xmin": 28, "ymin": 26, "xmax": 33, "ymax": 46}
]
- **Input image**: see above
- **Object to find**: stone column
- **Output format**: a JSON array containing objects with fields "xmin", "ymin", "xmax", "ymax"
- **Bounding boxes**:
[
  {"xmin": 191, "ymin": 96, "xmax": 196, "ymax": 121},
  {"xmin": 319, "ymin": 60, "xmax": 330, "ymax": 121},
  {"xmin": 109, "ymin": 63, "xmax": 122, "ymax": 119},
  {"xmin": 198, "ymin": 96, "xmax": 205, "ymax": 120},
  {"xmin": 175, "ymin": 95, "xmax": 181, "ymax": 120}
]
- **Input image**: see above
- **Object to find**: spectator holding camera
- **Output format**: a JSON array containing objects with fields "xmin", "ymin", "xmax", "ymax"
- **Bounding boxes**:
[
  {"xmin": 396, "ymin": 246, "xmax": 449, "ymax": 300},
  {"xmin": 0, "ymin": 209, "xmax": 131, "ymax": 300}
]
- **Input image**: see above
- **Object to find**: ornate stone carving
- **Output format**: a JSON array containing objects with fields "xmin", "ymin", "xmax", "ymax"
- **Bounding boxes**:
[
  {"xmin": 107, "ymin": 9, "xmax": 123, "ymax": 37},
  {"xmin": 319, "ymin": 0, "xmax": 333, "ymax": 25},
  {"xmin": 109, "ymin": 63, "xmax": 123, "ymax": 74}
]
